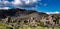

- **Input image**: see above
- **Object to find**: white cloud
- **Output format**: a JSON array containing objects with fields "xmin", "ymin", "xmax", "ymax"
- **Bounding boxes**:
[
  {"xmin": 0, "ymin": 0, "xmax": 42, "ymax": 9},
  {"xmin": 46, "ymin": 11, "xmax": 60, "ymax": 14},
  {"xmin": 22, "ymin": 0, "xmax": 29, "ymax": 4},
  {"xmin": 0, "ymin": 7, "xmax": 10, "ymax": 9},
  {"xmin": 22, "ymin": 0, "xmax": 38, "ymax": 4},
  {"xmin": 12, "ymin": 0, "xmax": 38, "ymax": 6},
  {"xmin": 4, "ymin": 1, "xmax": 9, "ymax": 3},
  {"xmin": 32, "ymin": 0, "xmax": 37, "ymax": 2},
  {"xmin": 12, "ymin": 0, "xmax": 22, "ymax": 5},
  {"xmin": 24, "ymin": 0, "xmax": 30, "ymax": 4}
]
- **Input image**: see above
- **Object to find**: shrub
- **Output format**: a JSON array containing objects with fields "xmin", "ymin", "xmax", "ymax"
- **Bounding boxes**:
[
  {"xmin": 6, "ymin": 27, "xmax": 13, "ymax": 29},
  {"xmin": 37, "ymin": 22, "xmax": 45, "ymax": 27}
]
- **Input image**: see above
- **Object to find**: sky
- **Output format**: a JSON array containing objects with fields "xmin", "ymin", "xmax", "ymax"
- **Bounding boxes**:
[{"xmin": 0, "ymin": 0, "xmax": 60, "ymax": 14}]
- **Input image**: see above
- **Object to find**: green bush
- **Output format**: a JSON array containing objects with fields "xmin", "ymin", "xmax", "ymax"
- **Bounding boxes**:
[
  {"xmin": 37, "ymin": 22, "xmax": 45, "ymax": 27},
  {"xmin": 6, "ymin": 27, "xmax": 13, "ymax": 29}
]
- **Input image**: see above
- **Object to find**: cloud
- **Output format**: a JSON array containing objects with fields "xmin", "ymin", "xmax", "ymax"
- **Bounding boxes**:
[
  {"xmin": 0, "ymin": 0, "xmax": 11, "ymax": 9},
  {"xmin": 0, "ymin": 0, "xmax": 12, "ymax": 7},
  {"xmin": 46, "ymin": 11, "xmax": 60, "ymax": 14},
  {"xmin": 0, "ymin": 0, "xmax": 42, "ymax": 9},
  {"xmin": 12, "ymin": 0, "xmax": 22, "ymax": 5},
  {"xmin": 12, "ymin": 0, "xmax": 39, "ymax": 8},
  {"xmin": 0, "ymin": 7, "xmax": 10, "ymax": 9}
]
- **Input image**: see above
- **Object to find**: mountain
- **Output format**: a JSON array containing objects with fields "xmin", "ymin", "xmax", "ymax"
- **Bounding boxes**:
[
  {"xmin": 0, "ymin": 8, "xmax": 60, "ymax": 29},
  {"xmin": 0, "ymin": 8, "xmax": 47, "ymax": 19}
]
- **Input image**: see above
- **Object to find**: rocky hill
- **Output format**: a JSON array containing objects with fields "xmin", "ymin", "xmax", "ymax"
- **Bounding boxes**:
[
  {"xmin": 0, "ymin": 8, "xmax": 47, "ymax": 19},
  {"xmin": 0, "ymin": 8, "xmax": 60, "ymax": 29}
]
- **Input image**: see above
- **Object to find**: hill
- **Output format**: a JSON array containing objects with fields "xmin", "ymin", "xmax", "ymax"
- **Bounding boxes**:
[{"xmin": 0, "ymin": 8, "xmax": 60, "ymax": 29}]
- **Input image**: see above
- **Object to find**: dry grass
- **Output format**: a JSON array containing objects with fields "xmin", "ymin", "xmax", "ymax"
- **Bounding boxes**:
[{"xmin": 0, "ymin": 23, "xmax": 60, "ymax": 29}]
